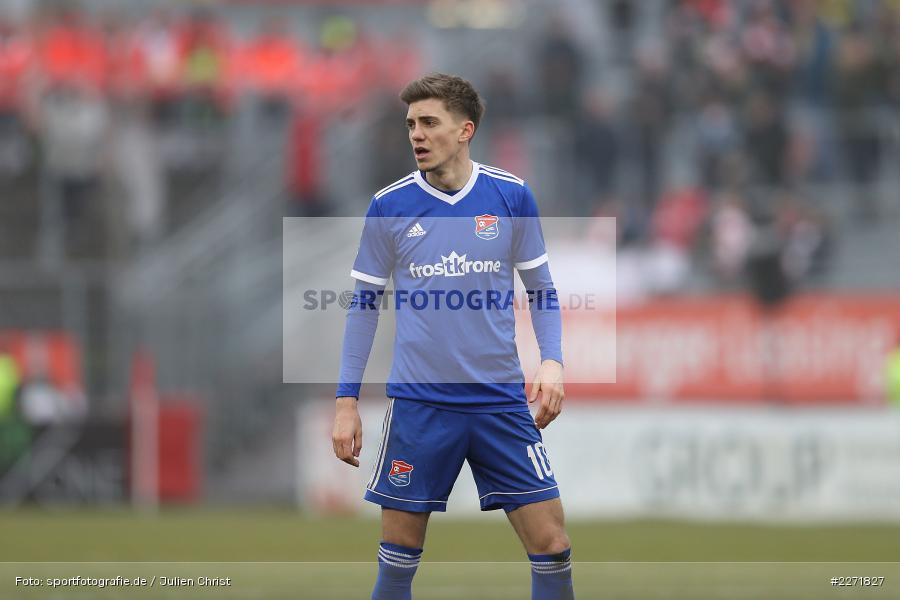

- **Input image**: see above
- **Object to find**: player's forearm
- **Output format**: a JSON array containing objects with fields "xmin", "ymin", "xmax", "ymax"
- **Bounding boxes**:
[
  {"xmin": 519, "ymin": 263, "xmax": 563, "ymax": 365},
  {"xmin": 335, "ymin": 281, "xmax": 384, "ymax": 399}
]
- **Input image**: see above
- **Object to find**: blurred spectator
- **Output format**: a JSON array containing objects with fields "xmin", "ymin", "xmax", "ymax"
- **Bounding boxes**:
[
  {"xmin": 629, "ymin": 44, "xmax": 674, "ymax": 215},
  {"xmin": 606, "ymin": 0, "xmax": 636, "ymax": 64},
  {"xmin": 35, "ymin": 7, "xmax": 107, "ymax": 91},
  {"xmin": 833, "ymin": 26, "xmax": 883, "ymax": 221},
  {"xmin": 664, "ymin": 0, "xmax": 714, "ymax": 110},
  {"xmin": 817, "ymin": 0, "xmax": 855, "ymax": 30},
  {"xmin": 482, "ymin": 69, "xmax": 530, "ymax": 179},
  {"xmin": 339, "ymin": 28, "xmax": 381, "ymax": 112},
  {"xmin": 107, "ymin": 97, "xmax": 165, "ymax": 255},
  {"xmin": 0, "ymin": 341, "xmax": 27, "ymax": 475},
  {"xmin": 789, "ymin": 0, "xmax": 835, "ymax": 107},
  {"xmin": 573, "ymin": 89, "xmax": 619, "ymax": 216},
  {"xmin": 305, "ymin": 16, "xmax": 377, "ymax": 114},
  {"xmin": 709, "ymin": 190, "xmax": 752, "ymax": 285},
  {"xmin": 779, "ymin": 194, "xmax": 832, "ymax": 283},
  {"xmin": 237, "ymin": 18, "xmax": 305, "ymax": 114},
  {"xmin": 33, "ymin": 79, "xmax": 109, "ymax": 252},
  {"xmin": 104, "ymin": 12, "xmax": 153, "ymax": 102},
  {"xmin": 742, "ymin": 90, "xmax": 788, "ymax": 187},
  {"xmin": 286, "ymin": 105, "xmax": 327, "ymax": 217},
  {"xmin": 678, "ymin": 0, "xmax": 732, "ymax": 30},
  {"xmin": 488, "ymin": 129, "xmax": 531, "ymax": 184},
  {"xmin": 0, "ymin": 346, "xmax": 20, "ymax": 421},
  {"xmin": 784, "ymin": 116, "xmax": 820, "ymax": 185},
  {"xmin": 101, "ymin": 13, "xmax": 164, "ymax": 256},
  {"xmin": 482, "ymin": 67, "xmax": 525, "ymax": 130},
  {"xmin": 873, "ymin": 4, "xmax": 900, "ymax": 106},
  {"xmin": 377, "ymin": 31, "xmax": 422, "ymax": 94},
  {"xmin": 694, "ymin": 92, "xmax": 739, "ymax": 190},
  {"xmin": 745, "ymin": 207, "xmax": 791, "ymax": 308},
  {"xmin": 150, "ymin": 11, "xmax": 233, "ymax": 173},
  {"xmin": 133, "ymin": 9, "xmax": 182, "ymax": 120},
  {"xmin": 652, "ymin": 187, "xmax": 707, "ymax": 250},
  {"xmin": 19, "ymin": 375, "xmax": 70, "ymax": 425},
  {"xmin": 701, "ymin": 31, "xmax": 750, "ymax": 106},
  {"xmin": 179, "ymin": 11, "xmax": 232, "ymax": 122},
  {"xmin": 536, "ymin": 15, "xmax": 584, "ymax": 120},
  {"xmin": 646, "ymin": 187, "xmax": 707, "ymax": 294},
  {"xmin": 0, "ymin": 19, "xmax": 30, "ymax": 113},
  {"xmin": 17, "ymin": 334, "xmax": 87, "ymax": 425},
  {"xmin": 0, "ymin": 18, "xmax": 32, "ymax": 178},
  {"xmin": 739, "ymin": 0, "xmax": 796, "ymax": 98},
  {"xmin": 369, "ymin": 93, "xmax": 412, "ymax": 193}
]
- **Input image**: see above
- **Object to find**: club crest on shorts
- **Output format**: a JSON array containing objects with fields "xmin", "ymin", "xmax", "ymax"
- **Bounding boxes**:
[
  {"xmin": 388, "ymin": 459, "xmax": 414, "ymax": 487},
  {"xmin": 474, "ymin": 214, "xmax": 499, "ymax": 240}
]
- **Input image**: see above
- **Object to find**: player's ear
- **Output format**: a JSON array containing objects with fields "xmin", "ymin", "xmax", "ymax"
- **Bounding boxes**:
[{"xmin": 459, "ymin": 121, "xmax": 475, "ymax": 144}]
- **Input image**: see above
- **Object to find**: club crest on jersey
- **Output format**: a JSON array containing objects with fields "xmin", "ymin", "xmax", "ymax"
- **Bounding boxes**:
[
  {"xmin": 388, "ymin": 459, "xmax": 414, "ymax": 487},
  {"xmin": 474, "ymin": 214, "xmax": 499, "ymax": 240}
]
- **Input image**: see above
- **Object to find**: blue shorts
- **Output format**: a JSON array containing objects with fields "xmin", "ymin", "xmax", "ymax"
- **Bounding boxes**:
[{"xmin": 364, "ymin": 398, "xmax": 560, "ymax": 513}]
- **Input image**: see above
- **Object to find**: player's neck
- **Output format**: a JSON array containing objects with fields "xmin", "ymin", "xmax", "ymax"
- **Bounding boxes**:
[{"xmin": 425, "ymin": 154, "xmax": 472, "ymax": 193}]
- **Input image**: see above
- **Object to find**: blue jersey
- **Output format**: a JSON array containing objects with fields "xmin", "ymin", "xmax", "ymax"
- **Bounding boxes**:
[{"xmin": 349, "ymin": 162, "xmax": 550, "ymax": 412}]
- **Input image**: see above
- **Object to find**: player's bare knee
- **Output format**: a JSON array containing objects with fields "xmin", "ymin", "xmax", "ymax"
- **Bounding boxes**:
[
  {"xmin": 534, "ymin": 531, "xmax": 571, "ymax": 556},
  {"xmin": 382, "ymin": 520, "xmax": 428, "ymax": 549}
]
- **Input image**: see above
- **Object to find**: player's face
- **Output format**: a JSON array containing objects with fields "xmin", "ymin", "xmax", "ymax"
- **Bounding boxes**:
[{"xmin": 406, "ymin": 99, "xmax": 472, "ymax": 171}]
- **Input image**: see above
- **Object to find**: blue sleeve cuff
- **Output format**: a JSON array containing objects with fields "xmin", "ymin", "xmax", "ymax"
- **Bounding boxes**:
[{"xmin": 336, "ymin": 384, "xmax": 361, "ymax": 399}]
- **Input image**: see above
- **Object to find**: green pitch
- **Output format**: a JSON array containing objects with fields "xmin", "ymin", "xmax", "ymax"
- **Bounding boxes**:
[{"xmin": 2, "ymin": 510, "xmax": 899, "ymax": 599}]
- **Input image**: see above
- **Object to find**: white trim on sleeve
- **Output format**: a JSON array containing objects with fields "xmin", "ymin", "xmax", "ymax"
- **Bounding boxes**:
[
  {"xmin": 374, "ymin": 173, "xmax": 415, "ymax": 198},
  {"xmin": 479, "ymin": 164, "xmax": 525, "ymax": 185},
  {"xmin": 350, "ymin": 270, "xmax": 389, "ymax": 286},
  {"xmin": 375, "ymin": 177, "xmax": 416, "ymax": 199},
  {"xmin": 479, "ymin": 168, "xmax": 525, "ymax": 186},
  {"xmin": 515, "ymin": 253, "xmax": 549, "ymax": 271}
]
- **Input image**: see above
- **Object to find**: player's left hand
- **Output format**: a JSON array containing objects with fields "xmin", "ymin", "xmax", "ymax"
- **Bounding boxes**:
[{"xmin": 528, "ymin": 359, "xmax": 564, "ymax": 429}]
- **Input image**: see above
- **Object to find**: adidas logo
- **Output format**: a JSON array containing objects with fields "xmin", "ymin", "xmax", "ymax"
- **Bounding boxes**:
[{"xmin": 406, "ymin": 222, "xmax": 427, "ymax": 238}]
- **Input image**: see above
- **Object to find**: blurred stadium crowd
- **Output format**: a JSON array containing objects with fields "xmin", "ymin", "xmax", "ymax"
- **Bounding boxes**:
[
  {"xmin": 0, "ymin": 2, "xmax": 420, "ymax": 256},
  {"xmin": 504, "ymin": 0, "xmax": 900, "ymax": 297}
]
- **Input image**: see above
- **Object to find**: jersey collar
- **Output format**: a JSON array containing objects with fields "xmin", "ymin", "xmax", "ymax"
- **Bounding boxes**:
[{"xmin": 414, "ymin": 160, "xmax": 480, "ymax": 205}]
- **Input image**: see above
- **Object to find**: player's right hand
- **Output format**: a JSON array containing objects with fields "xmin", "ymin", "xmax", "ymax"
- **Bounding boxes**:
[
  {"xmin": 333, "ymin": 397, "xmax": 363, "ymax": 467},
  {"xmin": 529, "ymin": 359, "xmax": 565, "ymax": 429}
]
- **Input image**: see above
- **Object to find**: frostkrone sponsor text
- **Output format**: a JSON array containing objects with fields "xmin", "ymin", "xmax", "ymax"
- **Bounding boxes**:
[{"xmin": 408, "ymin": 252, "xmax": 501, "ymax": 278}]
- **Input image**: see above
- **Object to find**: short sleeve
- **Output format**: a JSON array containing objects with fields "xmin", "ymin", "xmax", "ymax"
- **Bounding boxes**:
[
  {"xmin": 350, "ymin": 197, "xmax": 395, "ymax": 285},
  {"xmin": 512, "ymin": 183, "xmax": 549, "ymax": 271}
]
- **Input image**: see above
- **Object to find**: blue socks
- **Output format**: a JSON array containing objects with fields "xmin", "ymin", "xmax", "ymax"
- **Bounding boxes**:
[
  {"xmin": 372, "ymin": 542, "xmax": 422, "ymax": 600},
  {"xmin": 529, "ymin": 548, "xmax": 574, "ymax": 599},
  {"xmin": 371, "ymin": 542, "xmax": 574, "ymax": 599}
]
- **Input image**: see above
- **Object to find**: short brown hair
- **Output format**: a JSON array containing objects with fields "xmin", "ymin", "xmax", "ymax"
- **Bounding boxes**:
[{"xmin": 400, "ymin": 73, "xmax": 485, "ymax": 134}]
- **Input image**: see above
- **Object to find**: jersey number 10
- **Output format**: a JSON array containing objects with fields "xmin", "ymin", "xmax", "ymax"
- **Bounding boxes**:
[{"xmin": 526, "ymin": 442, "xmax": 553, "ymax": 480}]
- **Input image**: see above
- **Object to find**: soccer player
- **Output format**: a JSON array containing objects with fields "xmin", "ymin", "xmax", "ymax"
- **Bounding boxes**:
[{"xmin": 333, "ymin": 73, "xmax": 574, "ymax": 600}]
